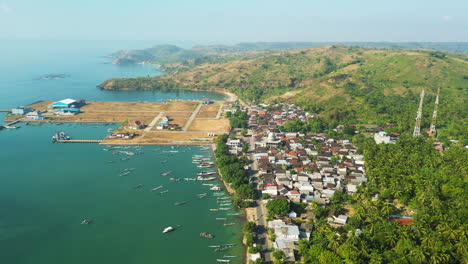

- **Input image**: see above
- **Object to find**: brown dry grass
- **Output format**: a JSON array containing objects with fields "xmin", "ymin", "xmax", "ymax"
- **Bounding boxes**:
[
  {"xmin": 188, "ymin": 119, "xmax": 230, "ymax": 132},
  {"xmin": 197, "ymin": 103, "xmax": 223, "ymax": 118},
  {"xmin": 102, "ymin": 131, "xmax": 215, "ymax": 145},
  {"xmin": 28, "ymin": 100, "xmax": 201, "ymax": 112}
]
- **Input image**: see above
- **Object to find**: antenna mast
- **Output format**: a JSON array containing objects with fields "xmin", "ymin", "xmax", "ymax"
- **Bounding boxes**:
[
  {"xmin": 429, "ymin": 88, "xmax": 440, "ymax": 137},
  {"xmin": 413, "ymin": 89, "xmax": 425, "ymax": 137}
]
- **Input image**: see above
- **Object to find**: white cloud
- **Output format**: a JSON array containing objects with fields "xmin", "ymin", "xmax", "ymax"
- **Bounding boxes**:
[
  {"xmin": 0, "ymin": 2, "xmax": 12, "ymax": 13},
  {"xmin": 441, "ymin": 15, "xmax": 452, "ymax": 21}
]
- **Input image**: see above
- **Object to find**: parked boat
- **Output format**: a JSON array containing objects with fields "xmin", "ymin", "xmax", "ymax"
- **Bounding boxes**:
[
  {"xmin": 208, "ymin": 245, "xmax": 220, "ymax": 248},
  {"xmin": 200, "ymin": 232, "xmax": 214, "ymax": 239},
  {"xmin": 184, "ymin": 178, "xmax": 197, "ymax": 181},
  {"xmin": 81, "ymin": 219, "xmax": 92, "ymax": 225},
  {"xmin": 210, "ymin": 186, "xmax": 221, "ymax": 191},
  {"xmin": 227, "ymin": 213, "xmax": 243, "ymax": 216},
  {"xmin": 216, "ymin": 259, "xmax": 230, "ymax": 263},
  {"xmin": 223, "ymin": 223, "xmax": 236, "ymax": 226},
  {"xmin": 151, "ymin": 185, "xmax": 163, "ymax": 191},
  {"xmin": 159, "ymin": 190, "xmax": 169, "ymax": 195},
  {"xmin": 209, "ymin": 209, "xmax": 219, "ymax": 211},
  {"xmin": 223, "ymin": 256, "xmax": 237, "ymax": 258},
  {"xmin": 160, "ymin": 160, "xmax": 168, "ymax": 164},
  {"xmin": 197, "ymin": 163, "xmax": 214, "ymax": 168},
  {"xmin": 118, "ymin": 171, "xmax": 131, "ymax": 177},
  {"xmin": 197, "ymin": 176, "xmax": 216, "ymax": 181},
  {"xmin": 133, "ymin": 184, "xmax": 143, "ymax": 189},
  {"xmin": 52, "ymin": 131, "xmax": 70, "ymax": 141},
  {"xmin": 162, "ymin": 226, "xmax": 174, "ymax": 233},
  {"xmin": 197, "ymin": 193, "xmax": 207, "ymax": 198},
  {"xmin": 216, "ymin": 218, "xmax": 227, "ymax": 220},
  {"xmin": 219, "ymin": 207, "xmax": 231, "ymax": 211},
  {"xmin": 161, "ymin": 171, "xmax": 172, "ymax": 176},
  {"xmin": 197, "ymin": 171, "xmax": 216, "ymax": 176},
  {"xmin": 174, "ymin": 201, "xmax": 187, "ymax": 206},
  {"xmin": 169, "ymin": 177, "xmax": 181, "ymax": 182},
  {"xmin": 219, "ymin": 203, "xmax": 232, "ymax": 206}
]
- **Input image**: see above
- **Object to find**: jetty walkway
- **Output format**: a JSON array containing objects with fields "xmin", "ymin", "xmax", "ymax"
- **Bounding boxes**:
[{"xmin": 54, "ymin": 140, "xmax": 102, "ymax": 143}]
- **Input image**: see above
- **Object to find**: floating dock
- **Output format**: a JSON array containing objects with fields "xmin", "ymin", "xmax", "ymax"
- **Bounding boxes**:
[{"xmin": 54, "ymin": 140, "xmax": 103, "ymax": 143}]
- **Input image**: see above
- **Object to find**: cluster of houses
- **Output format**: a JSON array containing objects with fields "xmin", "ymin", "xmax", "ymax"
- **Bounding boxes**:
[
  {"xmin": 11, "ymin": 106, "xmax": 44, "ymax": 120},
  {"xmin": 156, "ymin": 116, "xmax": 180, "ymax": 130},
  {"xmin": 10, "ymin": 98, "xmax": 86, "ymax": 121},
  {"xmin": 229, "ymin": 103, "xmax": 370, "ymax": 260}
]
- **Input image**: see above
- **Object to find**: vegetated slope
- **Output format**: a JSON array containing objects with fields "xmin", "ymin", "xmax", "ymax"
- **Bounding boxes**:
[{"xmin": 100, "ymin": 46, "xmax": 468, "ymax": 138}]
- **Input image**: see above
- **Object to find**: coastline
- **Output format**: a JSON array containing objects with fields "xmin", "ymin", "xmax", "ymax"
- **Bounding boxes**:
[{"xmin": 212, "ymin": 143, "xmax": 253, "ymax": 264}]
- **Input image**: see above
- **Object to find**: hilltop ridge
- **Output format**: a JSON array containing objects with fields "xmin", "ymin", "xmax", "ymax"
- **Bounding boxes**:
[{"xmin": 100, "ymin": 45, "xmax": 468, "ymax": 139}]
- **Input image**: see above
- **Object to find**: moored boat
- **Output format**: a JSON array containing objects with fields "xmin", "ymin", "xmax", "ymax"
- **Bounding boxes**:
[
  {"xmin": 197, "ymin": 176, "xmax": 216, "ymax": 181},
  {"xmin": 162, "ymin": 226, "xmax": 174, "ymax": 233},
  {"xmin": 151, "ymin": 185, "xmax": 163, "ymax": 191},
  {"xmin": 200, "ymin": 232, "xmax": 214, "ymax": 238}
]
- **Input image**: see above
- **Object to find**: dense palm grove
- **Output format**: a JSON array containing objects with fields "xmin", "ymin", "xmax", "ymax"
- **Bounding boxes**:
[
  {"xmin": 294, "ymin": 134, "xmax": 467, "ymax": 264},
  {"xmin": 214, "ymin": 134, "xmax": 256, "ymax": 207}
]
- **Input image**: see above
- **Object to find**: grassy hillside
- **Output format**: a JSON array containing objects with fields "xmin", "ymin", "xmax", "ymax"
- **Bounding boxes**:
[{"xmin": 100, "ymin": 46, "xmax": 468, "ymax": 139}]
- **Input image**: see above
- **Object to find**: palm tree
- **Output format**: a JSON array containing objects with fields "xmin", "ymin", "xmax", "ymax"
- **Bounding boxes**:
[
  {"xmin": 381, "ymin": 202, "xmax": 393, "ymax": 216},
  {"xmin": 384, "ymin": 232, "xmax": 399, "ymax": 248},
  {"xmin": 428, "ymin": 252, "xmax": 450, "ymax": 264},
  {"xmin": 409, "ymin": 246, "xmax": 429, "ymax": 264},
  {"xmin": 327, "ymin": 233, "xmax": 340, "ymax": 251}
]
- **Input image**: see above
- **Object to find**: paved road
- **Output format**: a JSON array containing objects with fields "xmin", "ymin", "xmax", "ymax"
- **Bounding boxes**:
[
  {"xmin": 215, "ymin": 103, "xmax": 225, "ymax": 119},
  {"xmin": 247, "ymin": 134, "xmax": 273, "ymax": 264},
  {"xmin": 182, "ymin": 103, "xmax": 202, "ymax": 132},
  {"xmin": 144, "ymin": 112, "xmax": 165, "ymax": 132}
]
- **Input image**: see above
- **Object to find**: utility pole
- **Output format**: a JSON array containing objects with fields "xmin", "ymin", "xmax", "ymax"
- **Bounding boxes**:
[
  {"xmin": 428, "ymin": 88, "xmax": 440, "ymax": 137},
  {"xmin": 413, "ymin": 89, "xmax": 425, "ymax": 137}
]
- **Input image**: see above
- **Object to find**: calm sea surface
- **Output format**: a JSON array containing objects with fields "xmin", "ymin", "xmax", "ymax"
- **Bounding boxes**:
[{"xmin": 0, "ymin": 40, "xmax": 243, "ymax": 263}]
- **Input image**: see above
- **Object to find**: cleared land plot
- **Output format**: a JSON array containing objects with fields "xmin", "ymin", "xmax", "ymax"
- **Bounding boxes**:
[
  {"xmin": 197, "ymin": 103, "xmax": 223, "ymax": 118},
  {"xmin": 42, "ymin": 112, "xmax": 156, "ymax": 123},
  {"xmin": 16, "ymin": 100, "xmax": 230, "ymax": 145},
  {"xmin": 187, "ymin": 119, "xmax": 230, "ymax": 132},
  {"xmin": 28, "ymin": 100, "xmax": 199, "ymax": 112},
  {"xmin": 102, "ymin": 131, "xmax": 215, "ymax": 145}
]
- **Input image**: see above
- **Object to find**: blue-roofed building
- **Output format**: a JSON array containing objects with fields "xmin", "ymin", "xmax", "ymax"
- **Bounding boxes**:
[
  {"xmin": 59, "ymin": 108, "xmax": 81, "ymax": 114},
  {"xmin": 52, "ymin": 98, "xmax": 77, "ymax": 109}
]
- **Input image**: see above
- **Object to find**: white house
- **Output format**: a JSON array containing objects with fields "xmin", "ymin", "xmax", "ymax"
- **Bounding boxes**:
[
  {"xmin": 26, "ymin": 111, "xmax": 44, "ymax": 120},
  {"xmin": 226, "ymin": 139, "xmax": 242, "ymax": 149},
  {"xmin": 288, "ymin": 211, "xmax": 298, "ymax": 218},
  {"xmin": 374, "ymin": 131, "xmax": 396, "ymax": 144}
]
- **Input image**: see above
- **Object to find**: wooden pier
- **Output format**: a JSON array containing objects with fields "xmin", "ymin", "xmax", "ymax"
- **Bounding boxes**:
[
  {"xmin": 1, "ymin": 118, "xmax": 23, "ymax": 128},
  {"xmin": 54, "ymin": 140, "xmax": 103, "ymax": 143}
]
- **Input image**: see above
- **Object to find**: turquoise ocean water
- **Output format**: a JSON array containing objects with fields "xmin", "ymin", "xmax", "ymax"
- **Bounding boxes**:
[{"xmin": 0, "ymin": 40, "xmax": 243, "ymax": 263}]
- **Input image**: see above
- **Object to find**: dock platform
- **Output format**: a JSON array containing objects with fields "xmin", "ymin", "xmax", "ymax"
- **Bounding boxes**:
[{"xmin": 55, "ymin": 140, "xmax": 103, "ymax": 143}]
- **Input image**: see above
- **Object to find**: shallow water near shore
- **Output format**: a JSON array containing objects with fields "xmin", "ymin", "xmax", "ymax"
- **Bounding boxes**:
[{"xmin": 0, "ymin": 40, "xmax": 243, "ymax": 264}]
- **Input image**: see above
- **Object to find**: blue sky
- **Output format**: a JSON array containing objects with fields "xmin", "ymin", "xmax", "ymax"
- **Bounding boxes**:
[{"xmin": 0, "ymin": 0, "xmax": 467, "ymax": 42}]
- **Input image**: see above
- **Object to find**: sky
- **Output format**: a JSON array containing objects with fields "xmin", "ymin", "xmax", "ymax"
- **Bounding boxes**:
[{"xmin": 0, "ymin": 0, "xmax": 467, "ymax": 43}]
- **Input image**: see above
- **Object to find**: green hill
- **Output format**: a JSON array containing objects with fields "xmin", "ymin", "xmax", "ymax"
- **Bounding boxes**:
[{"xmin": 100, "ymin": 46, "xmax": 468, "ymax": 139}]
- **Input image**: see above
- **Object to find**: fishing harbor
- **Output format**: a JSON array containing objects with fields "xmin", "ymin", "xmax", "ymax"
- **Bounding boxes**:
[
  {"xmin": 0, "ymin": 43, "xmax": 240, "ymax": 264},
  {"xmin": 0, "ymin": 123, "xmax": 244, "ymax": 264},
  {"xmin": 3, "ymin": 99, "xmax": 233, "ymax": 145}
]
